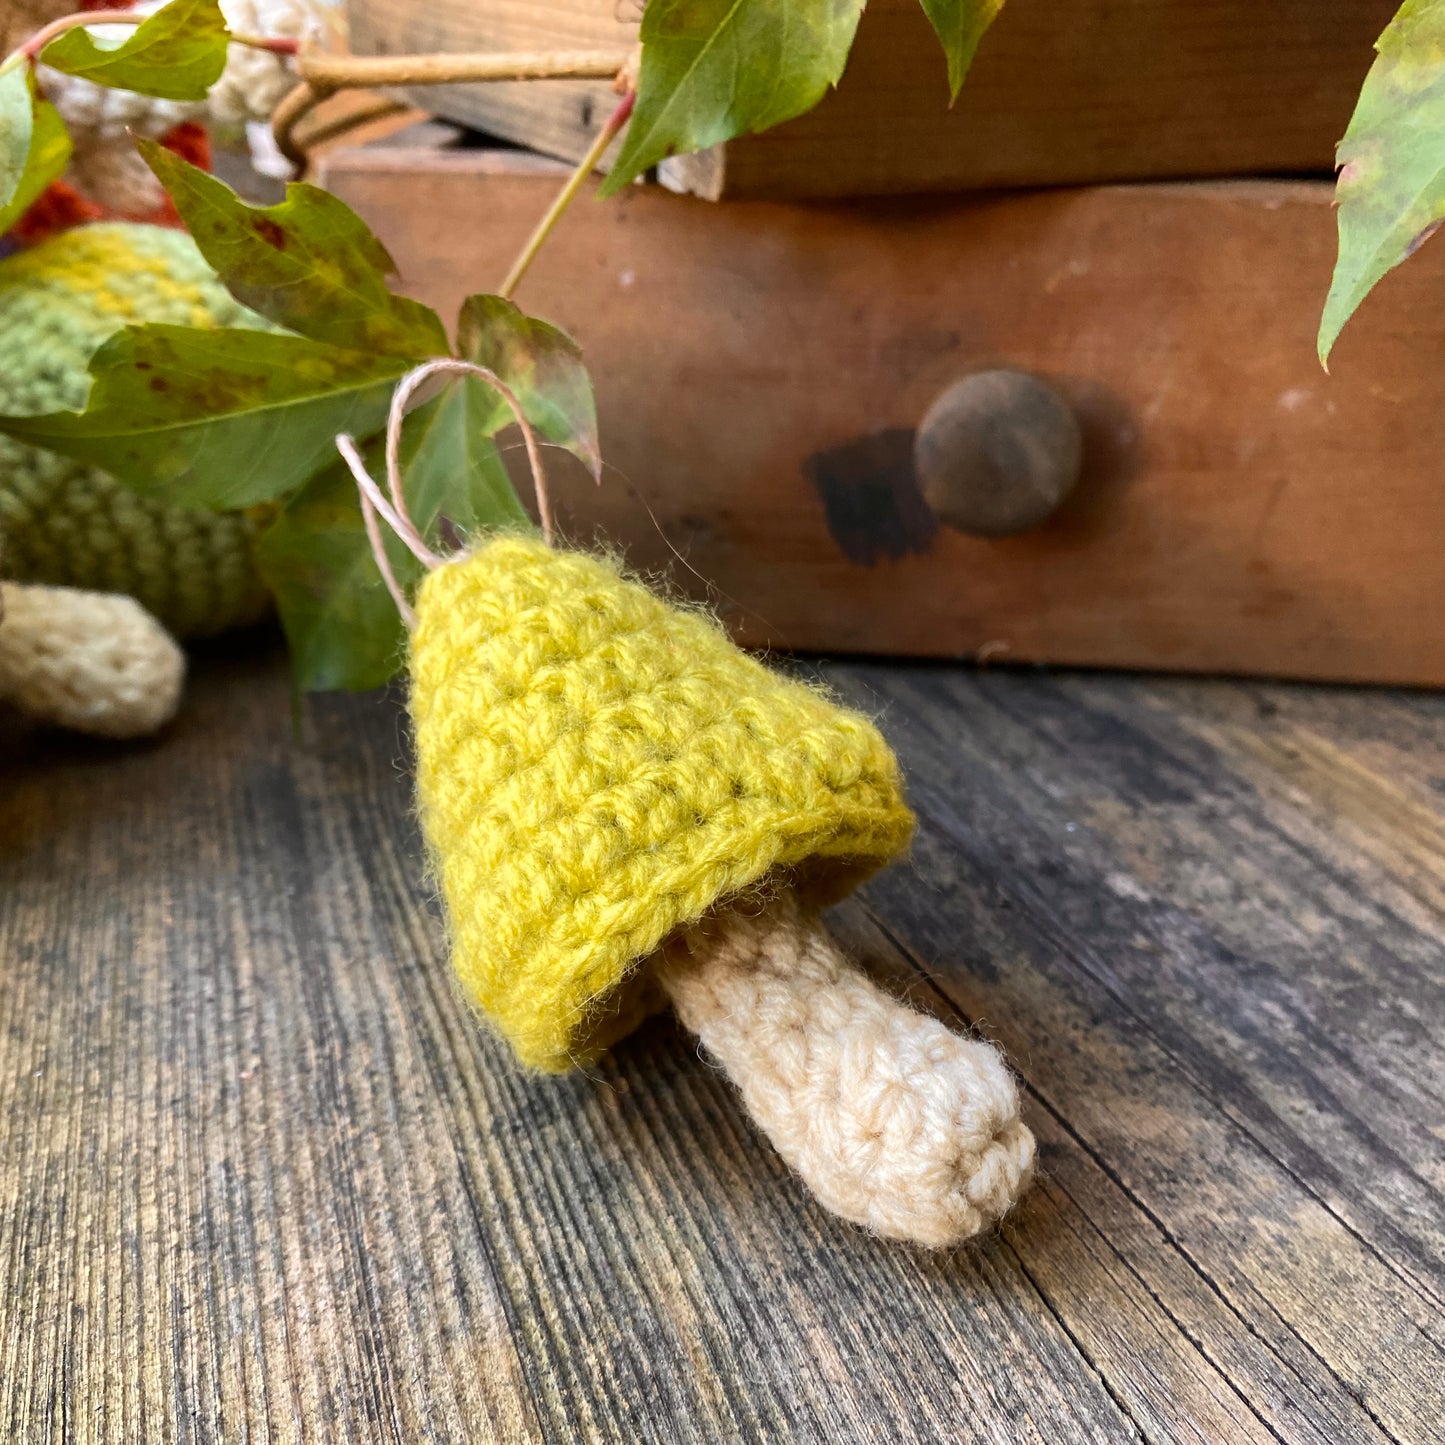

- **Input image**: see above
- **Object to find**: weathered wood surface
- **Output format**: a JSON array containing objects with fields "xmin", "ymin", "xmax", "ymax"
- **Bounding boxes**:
[
  {"xmin": 346, "ymin": 0, "xmax": 636, "ymax": 180},
  {"xmin": 322, "ymin": 148, "xmax": 1445, "ymax": 686},
  {"xmin": 346, "ymin": 0, "xmax": 1396, "ymax": 200},
  {"xmin": 3, "ymin": 645, "xmax": 1444, "ymax": 1442}
]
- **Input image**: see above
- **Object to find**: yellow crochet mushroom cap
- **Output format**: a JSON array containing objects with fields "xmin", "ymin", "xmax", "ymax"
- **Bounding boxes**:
[{"xmin": 410, "ymin": 537, "xmax": 915, "ymax": 1072}]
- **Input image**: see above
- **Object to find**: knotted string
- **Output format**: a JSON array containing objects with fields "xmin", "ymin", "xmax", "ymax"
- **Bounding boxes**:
[{"xmin": 336, "ymin": 358, "xmax": 553, "ymax": 626}]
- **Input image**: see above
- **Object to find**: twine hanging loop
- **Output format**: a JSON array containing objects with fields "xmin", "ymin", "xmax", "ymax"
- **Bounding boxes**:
[{"xmin": 336, "ymin": 358, "xmax": 554, "ymax": 626}]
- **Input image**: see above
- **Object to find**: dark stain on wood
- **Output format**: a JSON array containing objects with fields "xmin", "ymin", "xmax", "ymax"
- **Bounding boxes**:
[
  {"xmin": 804, "ymin": 427, "xmax": 939, "ymax": 566},
  {"xmin": 2, "ymin": 643, "xmax": 1444, "ymax": 1442}
]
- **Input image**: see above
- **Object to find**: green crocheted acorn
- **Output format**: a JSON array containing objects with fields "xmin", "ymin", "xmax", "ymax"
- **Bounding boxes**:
[{"xmin": 0, "ymin": 223, "xmax": 269, "ymax": 638}]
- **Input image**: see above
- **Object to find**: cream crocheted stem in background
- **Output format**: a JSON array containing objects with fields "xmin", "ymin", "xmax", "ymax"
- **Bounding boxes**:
[
  {"xmin": 0, "ymin": 580, "xmax": 183, "ymax": 736},
  {"xmin": 658, "ymin": 892, "xmax": 1036, "ymax": 1248}
]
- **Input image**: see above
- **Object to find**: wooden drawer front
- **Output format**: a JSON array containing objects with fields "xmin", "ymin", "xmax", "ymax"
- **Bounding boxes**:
[
  {"xmin": 346, "ymin": 0, "xmax": 1396, "ymax": 200},
  {"xmin": 320, "ymin": 147, "xmax": 1445, "ymax": 686}
]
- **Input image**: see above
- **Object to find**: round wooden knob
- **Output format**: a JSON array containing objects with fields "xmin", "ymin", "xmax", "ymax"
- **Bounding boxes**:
[{"xmin": 915, "ymin": 371, "xmax": 1083, "ymax": 538}]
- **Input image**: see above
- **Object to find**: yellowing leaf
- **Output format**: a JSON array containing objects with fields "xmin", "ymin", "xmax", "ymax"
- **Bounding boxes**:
[
  {"xmin": 0, "ymin": 63, "xmax": 34, "ymax": 216},
  {"xmin": 258, "ymin": 376, "xmax": 532, "ymax": 692},
  {"xmin": 140, "ymin": 141, "xmax": 450, "ymax": 360},
  {"xmin": 0, "ymin": 69, "xmax": 71, "ymax": 233},
  {"xmin": 600, "ymin": 0, "xmax": 866, "ymax": 195},
  {"xmin": 458, "ymin": 294, "xmax": 600, "ymax": 480},
  {"xmin": 1320, "ymin": 0, "xmax": 1445, "ymax": 363},
  {"xmin": 918, "ymin": 0, "xmax": 1005, "ymax": 100},
  {"xmin": 38, "ymin": 0, "xmax": 229, "ymax": 102},
  {"xmin": 0, "ymin": 325, "xmax": 409, "ymax": 508}
]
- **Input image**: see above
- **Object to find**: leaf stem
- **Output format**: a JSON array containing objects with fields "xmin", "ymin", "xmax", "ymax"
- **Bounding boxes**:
[
  {"xmin": 6, "ymin": 10, "xmax": 298, "ymax": 70},
  {"xmin": 271, "ymin": 78, "xmax": 322, "ymax": 167},
  {"xmin": 295, "ymin": 49, "xmax": 630, "ymax": 93},
  {"xmin": 286, "ymin": 95, "xmax": 409, "ymax": 155},
  {"xmin": 230, "ymin": 32, "xmax": 300, "ymax": 56},
  {"xmin": 499, "ymin": 89, "xmax": 635, "ymax": 300},
  {"xmin": 273, "ymin": 49, "xmax": 634, "ymax": 177},
  {"xmin": 17, "ymin": 9, "xmax": 144, "ymax": 61}
]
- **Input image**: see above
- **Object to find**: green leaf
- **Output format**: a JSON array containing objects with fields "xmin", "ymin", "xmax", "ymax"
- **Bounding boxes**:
[
  {"xmin": 0, "ymin": 325, "xmax": 409, "ymax": 508},
  {"xmin": 0, "ymin": 70, "xmax": 71, "ymax": 233},
  {"xmin": 405, "ymin": 374, "xmax": 535, "ymax": 541},
  {"xmin": 38, "ymin": 0, "xmax": 229, "ymax": 102},
  {"xmin": 0, "ymin": 63, "xmax": 34, "ymax": 217},
  {"xmin": 257, "ymin": 376, "xmax": 532, "ymax": 692},
  {"xmin": 139, "ymin": 140, "xmax": 451, "ymax": 360},
  {"xmin": 917, "ymin": 0, "xmax": 1005, "ymax": 100},
  {"xmin": 599, "ymin": 0, "xmax": 866, "ymax": 195},
  {"xmin": 457, "ymin": 294, "xmax": 601, "ymax": 479},
  {"xmin": 255, "ymin": 452, "xmax": 411, "ymax": 693},
  {"xmin": 1320, "ymin": 0, "xmax": 1445, "ymax": 364}
]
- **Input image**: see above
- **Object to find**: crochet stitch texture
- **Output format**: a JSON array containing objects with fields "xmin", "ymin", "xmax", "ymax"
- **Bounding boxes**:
[
  {"xmin": 0, "ymin": 223, "xmax": 269, "ymax": 637},
  {"xmin": 410, "ymin": 537, "xmax": 916, "ymax": 1072}
]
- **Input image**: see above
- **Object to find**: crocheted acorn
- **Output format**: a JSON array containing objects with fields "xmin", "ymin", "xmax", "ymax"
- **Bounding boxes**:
[
  {"xmin": 346, "ymin": 359, "xmax": 1036, "ymax": 1248},
  {"xmin": 0, "ymin": 222, "xmax": 269, "ymax": 638}
]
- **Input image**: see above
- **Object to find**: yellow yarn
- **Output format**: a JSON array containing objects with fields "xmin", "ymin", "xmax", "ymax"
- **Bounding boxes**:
[
  {"xmin": 410, "ymin": 537, "xmax": 915, "ymax": 1073},
  {"xmin": 0, "ymin": 224, "xmax": 270, "ymax": 638}
]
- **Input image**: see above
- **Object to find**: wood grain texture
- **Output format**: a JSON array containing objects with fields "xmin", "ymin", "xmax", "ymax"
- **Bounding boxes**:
[
  {"xmin": 2, "ymin": 645, "xmax": 1443, "ymax": 1441},
  {"xmin": 346, "ymin": 0, "xmax": 637, "ymax": 175},
  {"xmin": 320, "ymin": 149, "xmax": 1445, "ymax": 686},
  {"xmin": 344, "ymin": 0, "xmax": 1397, "ymax": 199}
]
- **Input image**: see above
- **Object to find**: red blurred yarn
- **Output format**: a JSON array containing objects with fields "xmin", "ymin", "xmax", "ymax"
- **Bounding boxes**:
[{"xmin": 8, "ymin": 179, "xmax": 104, "ymax": 245}]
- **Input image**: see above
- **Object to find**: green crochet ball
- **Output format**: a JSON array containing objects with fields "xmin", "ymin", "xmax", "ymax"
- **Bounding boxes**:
[{"xmin": 0, "ymin": 223, "xmax": 269, "ymax": 638}]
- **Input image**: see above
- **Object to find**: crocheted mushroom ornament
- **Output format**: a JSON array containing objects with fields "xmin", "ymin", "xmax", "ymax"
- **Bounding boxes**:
[{"xmin": 408, "ymin": 535, "xmax": 1037, "ymax": 1247}]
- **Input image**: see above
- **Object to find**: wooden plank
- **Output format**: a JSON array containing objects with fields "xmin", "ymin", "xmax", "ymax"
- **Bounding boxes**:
[
  {"xmin": 345, "ymin": 0, "xmax": 1397, "ymax": 199},
  {"xmin": 346, "ymin": 0, "xmax": 637, "ymax": 172},
  {"xmin": 827, "ymin": 665, "xmax": 1445, "ymax": 1444},
  {"xmin": 4, "ymin": 650, "xmax": 1444, "ymax": 1439},
  {"xmin": 841, "ymin": 909, "xmax": 1411, "ymax": 1445},
  {"xmin": 320, "ymin": 147, "xmax": 1445, "ymax": 686}
]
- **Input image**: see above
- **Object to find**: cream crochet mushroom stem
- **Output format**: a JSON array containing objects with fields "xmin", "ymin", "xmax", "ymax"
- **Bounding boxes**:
[
  {"xmin": 656, "ymin": 891, "xmax": 1036, "ymax": 1248},
  {"xmin": 0, "ymin": 581, "xmax": 184, "ymax": 738}
]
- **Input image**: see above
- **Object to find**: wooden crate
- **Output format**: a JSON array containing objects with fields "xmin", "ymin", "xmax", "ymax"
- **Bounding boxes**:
[
  {"xmin": 318, "ymin": 143, "xmax": 1445, "ymax": 686},
  {"xmin": 345, "ymin": 0, "xmax": 1395, "ymax": 200}
]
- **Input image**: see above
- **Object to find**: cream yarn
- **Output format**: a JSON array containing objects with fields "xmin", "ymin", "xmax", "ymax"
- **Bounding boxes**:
[
  {"xmin": 0, "ymin": 580, "xmax": 184, "ymax": 737},
  {"xmin": 658, "ymin": 892, "xmax": 1035, "ymax": 1248},
  {"xmin": 205, "ymin": 0, "xmax": 320, "ymax": 131}
]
